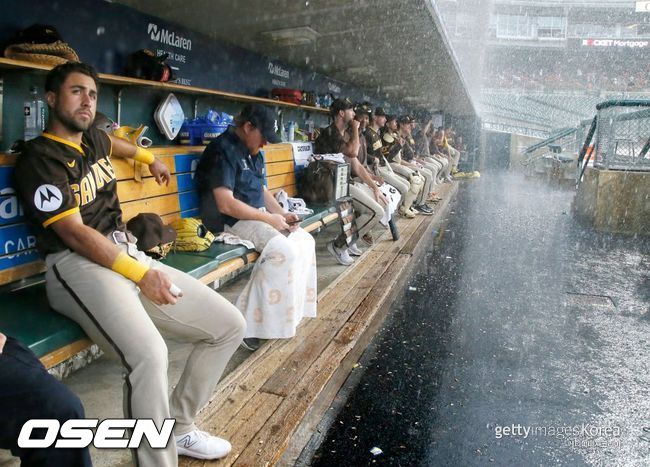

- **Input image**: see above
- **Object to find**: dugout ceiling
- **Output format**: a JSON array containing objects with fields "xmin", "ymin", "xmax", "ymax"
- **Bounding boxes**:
[{"xmin": 115, "ymin": 0, "xmax": 476, "ymax": 116}]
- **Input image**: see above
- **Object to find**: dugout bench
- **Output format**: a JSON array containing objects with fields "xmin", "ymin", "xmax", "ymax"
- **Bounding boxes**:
[{"xmin": 0, "ymin": 142, "xmax": 337, "ymax": 375}]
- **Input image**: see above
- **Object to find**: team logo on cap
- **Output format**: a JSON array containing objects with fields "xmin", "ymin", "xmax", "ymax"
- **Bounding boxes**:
[{"xmin": 34, "ymin": 185, "xmax": 63, "ymax": 212}]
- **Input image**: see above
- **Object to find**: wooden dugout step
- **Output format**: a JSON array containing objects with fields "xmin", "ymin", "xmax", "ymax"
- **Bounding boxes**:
[{"xmin": 180, "ymin": 182, "xmax": 458, "ymax": 467}]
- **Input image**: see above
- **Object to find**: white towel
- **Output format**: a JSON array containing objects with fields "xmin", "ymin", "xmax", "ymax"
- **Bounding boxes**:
[
  {"xmin": 214, "ymin": 232, "xmax": 255, "ymax": 250},
  {"xmin": 378, "ymin": 182, "xmax": 401, "ymax": 226},
  {"xmin": 236, "ymin": 229, "xmax": 317, "ymax": 339}
]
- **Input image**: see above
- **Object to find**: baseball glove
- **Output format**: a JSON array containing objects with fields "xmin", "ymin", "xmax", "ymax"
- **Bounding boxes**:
[{"xmin": 171, "ymin": 218, "xmax": 215, "ymax": 252}]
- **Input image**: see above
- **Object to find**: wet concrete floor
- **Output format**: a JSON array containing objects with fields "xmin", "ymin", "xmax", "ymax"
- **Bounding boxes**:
[{"xmin": 308, "ymin": 172, "xmax": 650, "ymax": 466}]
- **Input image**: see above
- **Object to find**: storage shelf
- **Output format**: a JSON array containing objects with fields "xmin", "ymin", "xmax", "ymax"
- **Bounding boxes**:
[{"xmin": 0, "ymin": 57, "xmax": 329, "ymax": 113}]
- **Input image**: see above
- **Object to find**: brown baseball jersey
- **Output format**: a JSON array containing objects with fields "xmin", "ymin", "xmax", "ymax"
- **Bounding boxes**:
[
  {"xmin": 380, "ymin": 129, "xmax": 402, "ymax": 163},
  {"xmin": 14, "ymin": 127, "xmax": 124, "ymax": 256},
  {"xmin": 402, "ymin": 134, "xmax": 416, "ymax": 161},
  {"xmin": 364, "ymin": 126, "xmax": 383, "ymax": 166},
  {"xmin": 313, "ymin": 124, "xmax": 349, "ymax": 155}
]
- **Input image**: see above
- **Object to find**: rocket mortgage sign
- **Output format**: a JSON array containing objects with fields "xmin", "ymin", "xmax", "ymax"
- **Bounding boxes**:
[{"xmin": 581, "ymin": 38, "xmax": 649, "ymax": 48}]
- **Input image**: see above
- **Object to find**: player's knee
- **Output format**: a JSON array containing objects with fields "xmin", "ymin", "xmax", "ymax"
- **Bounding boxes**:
[
  {"xmin": 136, "ymin": 337, "xmax": 169, "ymax": 374},
  {"xmin": 220, "ymin": 301, "xmax": 247, "ymax": 341}
]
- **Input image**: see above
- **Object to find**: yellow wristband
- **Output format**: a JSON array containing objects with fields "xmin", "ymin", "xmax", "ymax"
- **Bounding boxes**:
[
  {"xmin": 133, "ymin": 147, "xmax": 155, "ymax": 165},
  {"xmin": 111, "ymin": 252, "xmax": 150, "ymax": 283}
]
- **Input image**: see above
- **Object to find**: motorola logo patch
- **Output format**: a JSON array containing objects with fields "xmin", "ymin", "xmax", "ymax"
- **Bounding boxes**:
[{"xmin": 34, "ymin": 184, "xmax": 63, "ymax": 212}]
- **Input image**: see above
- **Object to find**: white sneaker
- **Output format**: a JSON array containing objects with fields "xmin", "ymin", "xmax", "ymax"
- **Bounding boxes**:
[
  {"xmin": 176, "ymin": 429, "xmax": 232, "ymax": 460},
  {"xmin": 399, "ymin": 206, "xmax": 416, "ymax": 219},
  {"xmin": 348, "ymin": 242, "xmax": 363, "ymax": 256},
  {"xmin": 327, "ymin": 241, "xmax": 354, "ymax": 266}
]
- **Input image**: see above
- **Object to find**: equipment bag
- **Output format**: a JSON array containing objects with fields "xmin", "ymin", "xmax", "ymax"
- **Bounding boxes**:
[{"xmin": 298, "ymin": 157, "xmax": 350, "ymax": 204}]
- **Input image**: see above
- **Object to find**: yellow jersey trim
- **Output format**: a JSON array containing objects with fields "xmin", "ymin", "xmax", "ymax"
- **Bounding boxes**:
[
  {"xmin": 42, "ymin": 133, "xmax": 85, "ymax": 155},
  {"xmin": 42, "ymin": 207, "xmax": 80, "ymax": 228}
]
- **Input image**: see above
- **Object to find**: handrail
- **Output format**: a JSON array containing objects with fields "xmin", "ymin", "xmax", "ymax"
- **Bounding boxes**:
[
  {"xmin": 0, "ymin": 57, "xmax": 329, "ymax": 113},
  {"xmin": 523, "ymin": 127, "xmax": 576, "ymax": 155},
  {"xmin": 596, "ymin": 99, "xmax": 650, "ymax": 110},
  {"xmin": 576, "ymin": 115, "xmax": 598, "ymax": 186}
]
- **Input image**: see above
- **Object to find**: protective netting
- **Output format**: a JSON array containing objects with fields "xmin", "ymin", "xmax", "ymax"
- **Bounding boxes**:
[{"xmin": 594, "ymin": 102, "xmax": 650, "ymax": 171}]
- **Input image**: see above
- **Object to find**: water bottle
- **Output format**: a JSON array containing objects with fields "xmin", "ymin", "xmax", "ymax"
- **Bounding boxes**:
[{"xmin": 24, "ymin": 86, "xmax": 46, "ymax": 141}]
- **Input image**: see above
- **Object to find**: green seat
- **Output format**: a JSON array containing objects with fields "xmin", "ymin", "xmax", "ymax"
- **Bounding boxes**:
[
  {"xmin": 188, "ymin": 242, "xmax": 252, "ymax": 261},
  {"xmin": 301, "ymin": 205, "xmax": 337, "ymax": 228},
  {"xmin": 161, "ymin": 251, "xmax": 221, "ymax": 278},
  {"xmin": 161, "ymin": 243, "xmax": 253, "ymax": 278},
  {"xmin": 0, "ymin": 284, "xmax": 86, "ymax": 357}
]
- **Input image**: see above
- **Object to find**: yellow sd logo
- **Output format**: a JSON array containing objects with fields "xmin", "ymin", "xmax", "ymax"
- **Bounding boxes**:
[{"xmin": 67, "ymin": 160, "xmax": 76, "ymax": 168}]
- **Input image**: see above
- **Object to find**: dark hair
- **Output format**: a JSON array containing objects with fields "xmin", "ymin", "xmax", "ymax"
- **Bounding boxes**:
[{"xmin": 45, "ymin": 62, "xmax": 99, "ymax": 93}]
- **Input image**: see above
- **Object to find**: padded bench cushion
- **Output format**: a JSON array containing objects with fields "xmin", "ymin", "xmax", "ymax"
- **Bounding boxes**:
[
  {"xmin": 0, "ymin": 284, "xmax": 86, "ymax": 358},
  {"xmin": 161, "ymin": 243, "xmax": 251, "ymax": 277},
  {"xmin": 301, "ymin": 205, "xmax": 337, "ymax": 227}
]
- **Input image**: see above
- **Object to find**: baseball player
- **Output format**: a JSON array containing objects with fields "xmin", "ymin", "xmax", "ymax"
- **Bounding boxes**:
[
  {"xmin": 14, "ymin": 62, "xmax": 246, "ymax": 466},
  {"xmin": 313, "ymin": 98, "xmax": 388, "ymax": 266}
]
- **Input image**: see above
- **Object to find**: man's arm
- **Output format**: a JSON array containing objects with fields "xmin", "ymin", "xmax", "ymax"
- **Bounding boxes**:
[
  {"xmin": 263, "ymin": 188, "xmax": 300, "ymax": 231},
  {"xmin": 263, "ymin": 188, "xmax": 286, "ymax": 215},
  {"xmin": 342, "ymin": 120, "xmax": 361, "ymax": 158},
  {"xmin": 50, "ymin": 213, "xmax": 177, "ymax": 305},
  {"xmin": 213, "ymin": 187, "xmax": 292, "ymax": 232},
  {"xmin": 108, "ymin": 135, "xmax": 171, "ymax": 186}
]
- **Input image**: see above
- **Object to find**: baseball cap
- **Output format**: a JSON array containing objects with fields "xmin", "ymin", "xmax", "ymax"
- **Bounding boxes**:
[
  {"xmin": 386, "ymin": 114, "xmax": 397, "ymax": 123},
  {"xmin": 127, "ymin": 213, "xmax": 177, "ymax": 251},
  {"xmin": 237, "ymin": 104, "xmax": 279, "ymax": 143},
  {"xmin": 354, "ymin": 102, "xmax": 372, "ymax": 116},
  {"xmin": 330, "ymin": 98, "xmax": 354, "ymax": 115},
  {"xmin": 374, "ymin": 107, "xmax": 388, "ymax": 117},
  {"xmin": 398, "ymin": 115, "xmax": 414, "ymax": 124}
]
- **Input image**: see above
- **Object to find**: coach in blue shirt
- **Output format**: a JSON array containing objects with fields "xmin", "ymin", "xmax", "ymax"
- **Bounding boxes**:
[
  {"xmin": 196, "ymin": 105, "xmax": 318, "ymax": 351},
  {"xmin": 197, "ymin": 105, "xmax": 280, "ymax": 233}
]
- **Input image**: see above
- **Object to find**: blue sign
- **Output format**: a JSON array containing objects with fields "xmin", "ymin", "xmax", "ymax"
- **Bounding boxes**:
[
  {"xmin": 179, "ymin": 191, "xmax": 199, "ymax": 213},
  {"xmin": 0, "ymin": 167, "xmax": 26, "ymax": 226},
  {"xmin": 0, "ymin": 249, "xmax": 40, "ymax": 271},
  {"xmin": 174, "ymin": 154, "xmax": 201, "ymax": 174},
  {"xmin": 0, "ymin": 222, "xmax": 38, "ymax": 273}
]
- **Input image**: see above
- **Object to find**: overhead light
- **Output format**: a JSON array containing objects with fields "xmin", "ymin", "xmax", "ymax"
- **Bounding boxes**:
[
  {"xmin": 403, "ymin": 96, "xmax": 422, "ymax": 102},
  {"xmin": 381, "ymin": 85, "xmax": 402, "ymax": 91},
  {"xmin": 260, "ymin": 26, "xmax": 320, "ymax": 46}
]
